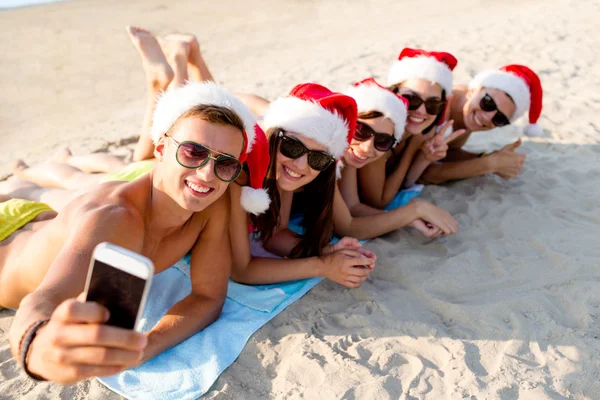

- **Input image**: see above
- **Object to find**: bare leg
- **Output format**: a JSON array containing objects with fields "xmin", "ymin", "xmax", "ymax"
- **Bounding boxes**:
[
  {"xmin": 126, "ymin": 26, "xmax": 175, "ymax": 162},
  {"xmin": 11, "ymin": 160, "xmax": 104, "ymax": 190},
  {"xmin": 159, "ymin": 36, "xmax": 191, "ymax": 89},
  {"xmin": 164, "ymin": 33, "xmax": 215, "ymax": 82},
  {"xmin": 0, "ymin": 179, "xmax": 77, "ymax": 212},
  {"xmin": 56, "ymin": 148, "xmax": 127, "ymax": 174},
  {"xmin": 234, "ymin": 93, "xmax": 271, "ymax": 116}
]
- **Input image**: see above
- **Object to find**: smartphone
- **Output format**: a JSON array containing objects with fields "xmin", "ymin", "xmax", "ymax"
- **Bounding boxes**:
[{"xmin": 84, "ymin": 242, "xmax": 154, "ymax": 331}]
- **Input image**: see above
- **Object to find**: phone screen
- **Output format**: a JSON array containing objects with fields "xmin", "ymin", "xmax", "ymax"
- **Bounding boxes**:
[{"xmin": 87, "ymin": 259, "xmax": 146, "ymax": 330}]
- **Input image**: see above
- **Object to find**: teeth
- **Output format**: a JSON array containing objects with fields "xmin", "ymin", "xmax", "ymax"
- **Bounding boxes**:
[
  {"xmin": 284, "ymin": 166, "xmax": 301, "ymax": 178},
  {"xmin": 409, "ymin": 116, "xmax": 425, "ymax": 123},
  {"xmin": 353, "ymin": 148, "xmax": 368, "ymax": 160},
  {"xmin": 474, "ymin": 114, "xmax": 483, "ymax": 127},
  {"xmin": 187, "ymin": 181, "xmax": 211, "ymax": 193}
]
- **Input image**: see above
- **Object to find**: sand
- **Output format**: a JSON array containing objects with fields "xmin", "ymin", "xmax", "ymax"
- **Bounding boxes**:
[{"xmin": 1, "ymin": 0, "xmax": 600, "ymax": 398}]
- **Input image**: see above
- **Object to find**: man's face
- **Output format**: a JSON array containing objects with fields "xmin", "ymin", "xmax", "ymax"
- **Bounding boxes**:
[
  {"xmin": 463, "ymin": 88, "xmax": 516, "ymax": 132},
  {"xmin": 158, "ymin": 117, "xmax": 244, "ymax": 212}
]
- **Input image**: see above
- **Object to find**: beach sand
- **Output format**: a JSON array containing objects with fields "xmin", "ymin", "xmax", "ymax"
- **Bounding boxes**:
[{"xmin": 1, "ymin": 0, "xmax": 600, "ymax": 398}]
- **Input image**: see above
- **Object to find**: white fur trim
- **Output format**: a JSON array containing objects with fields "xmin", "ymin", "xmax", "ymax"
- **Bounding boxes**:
[
  {"xmin": 240, "ymin": 186, "xmax": 270, "ymax": 215},
  {"xmin": 468, "ymin": 70, "xmax": 530, "ymax": 122},
  {"xmin": 345, "ymin": 84, "xmax": 407, "ymax": 141},
  {"xmin": 335, "ymin": 159, "xmax": 344, "ymax": 180},
  {"xmin": 262, "ymin": 97, "xmax": 349, "ymax": 159},
  {"xmin": 524, "ymin": 123, "xmax": 543, "ymax": 137},
  {"xmin": 387, "ymin": 56, "xmax": 454, "ymax": 93},
  {"xmin": 150, "ymin": 81, "xmax": 257, "ymax": 152}
]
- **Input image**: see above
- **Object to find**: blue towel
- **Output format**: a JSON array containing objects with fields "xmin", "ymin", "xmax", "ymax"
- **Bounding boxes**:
[{"xmin": 98, "ymin": 186, "xmax": 422, "ymax": 399}]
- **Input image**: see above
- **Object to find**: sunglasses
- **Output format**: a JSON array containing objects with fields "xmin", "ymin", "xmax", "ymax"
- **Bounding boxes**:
[
  {"xmin": 479, "ymin": 93, "xmax": 511, "ymax": 127},
  {"xmin": 398, "ymin": 92, "xmax": 446, "ymax": 115},
  {"xmin": 166, "ymin": 135, "xmax": 242, "ymax": 182},
  {"xmin": 278, "ymin": 130, "xmax": 335, "ymax": 171},
  {"xmin": 354, "ymin": 122, "xmax": 396, "ymax": 152}
]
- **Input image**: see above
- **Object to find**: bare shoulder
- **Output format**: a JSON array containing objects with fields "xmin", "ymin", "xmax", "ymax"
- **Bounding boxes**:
[
  {"xmin": 58, "ymin": 181, "xmax": 146, "ymax": 240},
  {"xmin": 192, "ymin": 189, "xmax": 230, "ymax": 228}
]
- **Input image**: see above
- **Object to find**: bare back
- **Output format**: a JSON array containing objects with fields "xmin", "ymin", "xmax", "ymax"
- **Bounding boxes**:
[{"xmin": 0, "ymin": 174, "xmax": 212, "ymax": 308}]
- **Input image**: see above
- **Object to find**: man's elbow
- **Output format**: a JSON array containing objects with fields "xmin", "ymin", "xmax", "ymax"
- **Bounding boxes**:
[{"xmin": 189, "ymin": 293, "xmax": 225, "ymax": 324}]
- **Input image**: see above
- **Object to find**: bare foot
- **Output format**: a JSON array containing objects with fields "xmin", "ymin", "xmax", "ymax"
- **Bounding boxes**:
[
  {"xmin": 159, "ymin": 35, "xmax": 191, "ymax": 62},
  {"xmin": 159, "ymin": 35, "xmax": 193, "ymax": 88},
  {"xmin": 52, "ymin": 147, "xmax": 72, "ymax": 163},
  {"xmin": 11, "ymin": 160, "xmax": 29, "ymax": 179},
  {"xmin": 126, "ymin": 25, "xmax": 174, "ymax": 90},
  {"xmin": 165, "ymin": 33, "xmax": 213, "ymax": 82}
]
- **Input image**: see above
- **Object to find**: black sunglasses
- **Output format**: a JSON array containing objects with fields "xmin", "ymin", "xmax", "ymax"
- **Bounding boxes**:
[
  {"xmin": 166, "ymin": 135, "xmax": 242, "ymax": 182},
  {"xmin": 479, "ymin": 93, "xmax": 511, "ymax": 127},
  {"xmin": 354, "ymin": 122, "xmax": 396, "ymax": 152},
  {"xmin": 395, "ymin": 92, "xmax": 446, "ymax": 115},
  {"xmin": 277, "ymin": 130, "xmax": 335, "ymax": 171}
]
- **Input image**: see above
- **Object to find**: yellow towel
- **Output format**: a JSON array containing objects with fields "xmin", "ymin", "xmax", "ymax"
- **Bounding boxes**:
[
  {"xmin": 101, "ymin": 160, "xmax": 155, "ymax": 183},
  {"xmin": 0, "ymin": 199, "xmax": 55, "ymax": 242}
]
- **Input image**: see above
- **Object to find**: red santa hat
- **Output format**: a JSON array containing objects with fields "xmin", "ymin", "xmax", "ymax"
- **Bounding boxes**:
[
  {"xmin": 262, "ymin": 83, "xmax": 358, "ymax": 159},
  {"xmin": 387, "ymin": 48, "xmax": 458, "ymax": 94},
  {"xmin": 345, "ymin": 77, "xmax": 409, "ymax": 141},
  {"xmin": 240, "ymin": 124, "xmax": 271, "ymax": 215},
  {"xmin": 468, "ymin": 64, "xmax": 543, "ymax": 136},
  {"xmin": 150, "ymin": 81, "xmax": 270, "ymax": 214}
]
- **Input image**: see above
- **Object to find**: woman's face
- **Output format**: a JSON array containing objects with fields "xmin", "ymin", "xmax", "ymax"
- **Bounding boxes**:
[
  {"xmin": 275, "ymin": 131, "xmax": 329, "ymax": 192},
  {"xmin": 398, "ymin": 79, "xmax": 443, "ymax": 135},
  {"xmin": 344, "ymin": 116, "xmax": 395, "ymax": 169},
  {"xmin": 463, "ymin": 87, "xmax": 516, "ymax": 131}
]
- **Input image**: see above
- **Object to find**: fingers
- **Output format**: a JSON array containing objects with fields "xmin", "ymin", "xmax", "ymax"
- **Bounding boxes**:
[
  {"xmin": 50, "ymin": 346, "xmax": 142, "ymax": 367},
  {"xmin": 338, "ymin": 237, "xmax": 361, "ymax": 249},
  {"xmin": 53, "ymin": 298, "xmax": 109, "ymax": 324},
  {"xmin": 51, "ymin": 323, "xmax": 147, "ymax": 351},
  {"xmin": 437, "ymin": 120, "xmax": 454, "ymax": 137},
  {"xmin": 501, "ymin": 138, "xmax": 522, "ymax": 152},
  {"xmin": 444, "ymin": 128, "xmax": 467, "ymax": 144},
  {"xmin": 344, "ymin": 265, "xmax": 372, "ymax": 278},
  {"xmin": 356, "ymin": 248, "xmax": 377, "ymax": 260},
  {"xmin": 58, "ymin": 364, "xmax": 125, "ymax": 383}
]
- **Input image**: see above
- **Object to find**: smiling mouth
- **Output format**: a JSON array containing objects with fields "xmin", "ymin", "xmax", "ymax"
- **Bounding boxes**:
[
  {"xmin": 474, "ymin": 112, "xmax": 484, "ymax": 128},
  {"xmin": 185, "ymin": 179, "xmax": 214, "ymax": 196},
  {"xmin": 283, "ymin": 165, "xmax": 303, "ymax": 179},
  {"xmin": 408, "ymin": 116, "xmax": 425, "ymax": 124},
  {"xmin": 351, "ymin": 147, "xmax": 368, "ymax": 161}
]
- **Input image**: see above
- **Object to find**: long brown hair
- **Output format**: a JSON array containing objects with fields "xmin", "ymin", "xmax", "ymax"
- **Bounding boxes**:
[{"xmin": 252, "ymin": 128, "xmax": 336, "ymax": 258}]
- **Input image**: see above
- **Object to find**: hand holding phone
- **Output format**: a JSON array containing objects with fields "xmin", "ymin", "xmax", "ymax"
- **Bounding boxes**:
[
  {"xmin": 24, "ymin": 242, "xmax": 153, "ymax": 383},
  {"xmin": 84, "ymin": 242, "xmax": 154, "ymax": 331}
]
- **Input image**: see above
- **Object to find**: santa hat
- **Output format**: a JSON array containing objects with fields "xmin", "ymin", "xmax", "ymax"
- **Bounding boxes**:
[
  {"xmin": 345, "ymin": 77, "xmax": 409, "ymax": 141},
  {"xmin": 263, "ymin": 83, "xmax": 358, "ymax": 159},
  {"xmin": 240, "ymin": 124, "xmax": 271, "ymax": 215},
  {"xmin": 150, "ymin": 81, "xmax": 270, "ymax": 214},
  {"xmin": 387, "ymin": 48, "xmax": 458, "ymax": 94},
  {"xmin": 469, "ymin": 64, "xmax": 543, "ymax": 136}
]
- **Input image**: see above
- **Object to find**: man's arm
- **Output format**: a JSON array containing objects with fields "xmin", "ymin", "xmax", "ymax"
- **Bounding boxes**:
[
  {"xmin": 141, "ymin": 195, "xmax": 231, "ymax": 361},
  {"xmin": 9, "ymin": 207, "xmax": 147, "ymax": 383}
]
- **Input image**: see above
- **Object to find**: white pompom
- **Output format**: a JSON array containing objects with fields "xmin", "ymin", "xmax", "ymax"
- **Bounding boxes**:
[
  {"xmin": 524, "ymin": 123, "xmax": 543, "ymax": 137},
  {"xmin": 240, "ymin": 187, "xmax": 270, "ymax": 215},
  {"xmin": 335, "ymin": 160, "xmax": 344, "ymax": 180}
]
